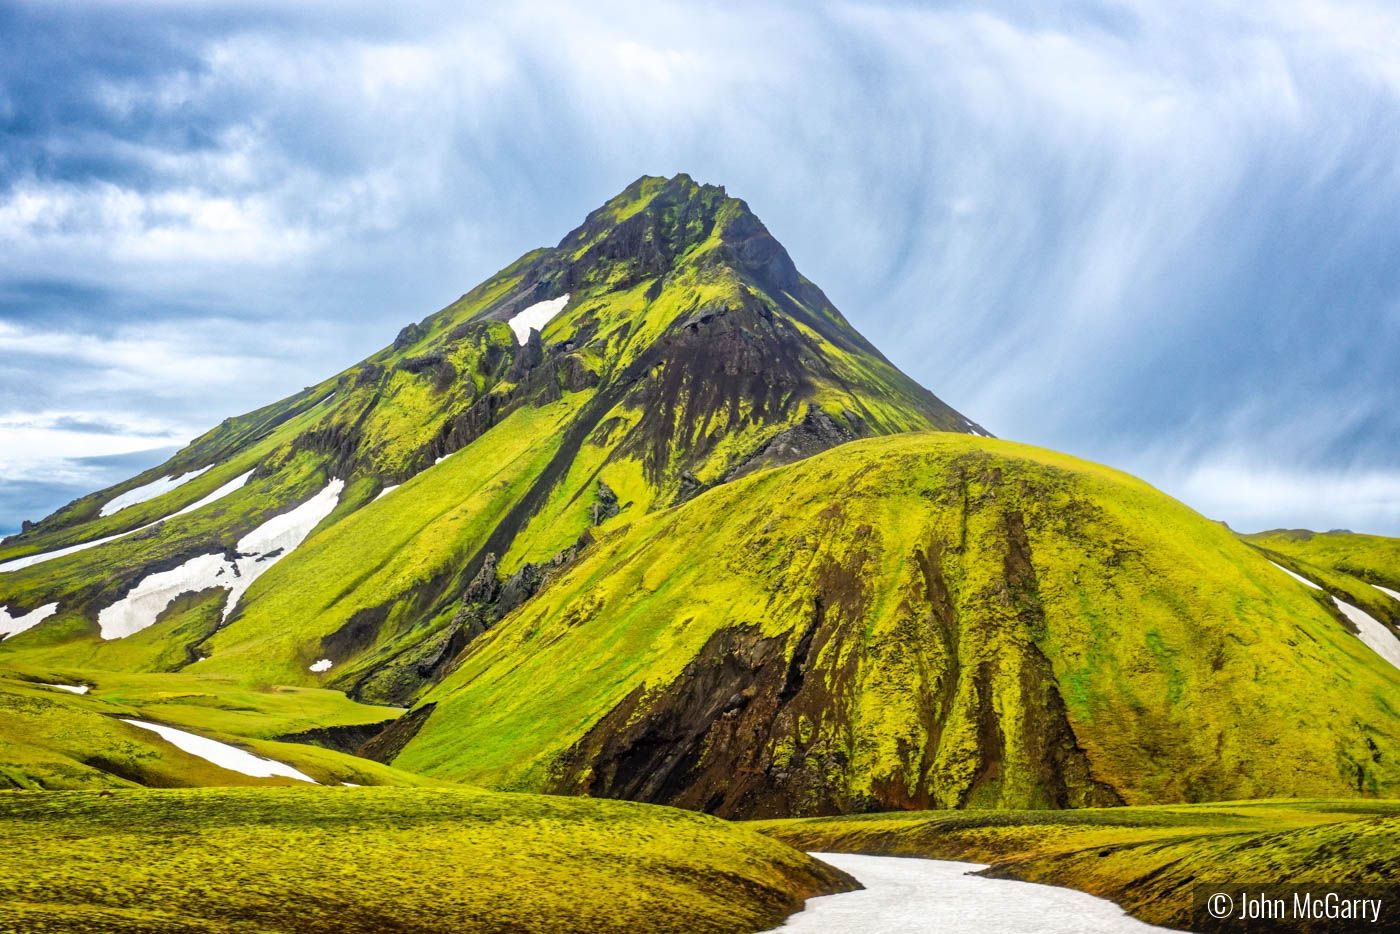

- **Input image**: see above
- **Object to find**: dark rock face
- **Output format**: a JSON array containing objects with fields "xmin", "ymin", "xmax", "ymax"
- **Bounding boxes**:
[
  {"xmin": 719, "ymin": 204, "xmax": 801, "ymax": 294},
  {"xmin": 463, "ymin": 553, "xmax": 501, "ymax": 604},
  {"xmin": 507, "ymin": 330, "xmax": 545, "ymax": 382},
  {"xmin": 398, "ymin": 353, "xmax": 446, "ymax": 375},
  {"xmin": 548, "ymin": 504, "xmax": 1122, "ymax": 819},
  {"xmin": 558, "ymin": 354, "xmax": 599, "ymax": 392},
  {"xmin": 455, "ymin": 537, "xmax": 594, "ymax": 633},
  {"xmin": 359, "ymin": 703, "xmax": 437, "ymax": 764},
  {"xmin": 276, "ymin": 719, "xmax": 399, "ymax": 756}
]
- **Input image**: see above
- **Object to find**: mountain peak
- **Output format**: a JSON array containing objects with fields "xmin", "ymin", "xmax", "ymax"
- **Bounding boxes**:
[{"xmin": 546, "ymin": 172, "xmax": 797, "ymax": 295}]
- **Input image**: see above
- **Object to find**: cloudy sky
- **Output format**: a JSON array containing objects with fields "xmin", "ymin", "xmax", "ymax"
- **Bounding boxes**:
[{"xmin": 2, "ymin": 0, "xmax": 1398, "ymax": 536}]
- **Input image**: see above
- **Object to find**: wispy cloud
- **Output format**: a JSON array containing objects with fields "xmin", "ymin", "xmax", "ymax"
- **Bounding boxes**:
[{"xmin": 0, "ymin": 0, "xmax": 1397, "ymax": 534}]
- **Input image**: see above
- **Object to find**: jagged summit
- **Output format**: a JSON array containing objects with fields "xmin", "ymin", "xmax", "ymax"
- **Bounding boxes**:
[{"xmin": 550, "ymin": 173, "xmax": 801, "ymax": 296}]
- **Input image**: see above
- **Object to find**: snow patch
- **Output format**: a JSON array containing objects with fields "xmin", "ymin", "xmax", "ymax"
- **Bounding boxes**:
[
  {"xmin": 44, "ymin": 683, "xmax": 89, "ymax": 694},
  {"xmin": 97, "ymin": 479, "xmax": 345, "ymax": 640},
  {"xmin": 309, "ymin": 658, "xmax": 333, "ymax": 672},
  {"xmin": 97, "ymin": 554, "xmax": 230, "ymax": 640},
  {"xmin": 100, "ymin": 466, "xmax": 212, "ymax": 517},
  {"xmin": 373, "ymin": 484, "xmax": 399, "ymax": 502},
  {"xmin": 1333, "ymin": 598, "xmax": 1400, "ymax": 671},
  {"xmin": 507, "ymin": 294, "xmax": 569, "ymax": 345},
  {"xmin": 121, "ymin": 719, "xmax": 318, "ymax": 783},
  {"xmin": 1270, "ymin": 561, "xmax": 1321, "ymax": 590},
  {"xmin": 0, "ymin": 469, "xmax": 254, "ymax": 574},
  {"xmin": 0, "ymin": 602, "xmax": 59, "ymax": 639}
]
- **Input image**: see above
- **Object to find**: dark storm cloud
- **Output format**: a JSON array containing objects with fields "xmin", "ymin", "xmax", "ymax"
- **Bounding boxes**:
[{"xmin": 1, "ymin": 0, "xmax": 1398, "ymax": 535}]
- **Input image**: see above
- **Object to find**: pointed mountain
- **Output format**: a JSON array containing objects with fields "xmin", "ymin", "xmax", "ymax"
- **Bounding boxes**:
[{"xmin": 0, "ymin": 174, "xmax": 981, "ymax": 706}]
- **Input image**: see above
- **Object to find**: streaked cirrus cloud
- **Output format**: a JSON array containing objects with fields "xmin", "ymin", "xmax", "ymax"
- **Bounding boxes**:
[{"xmin": 0, "ymin": 0, "xmax": 1397, "ymax": 534}]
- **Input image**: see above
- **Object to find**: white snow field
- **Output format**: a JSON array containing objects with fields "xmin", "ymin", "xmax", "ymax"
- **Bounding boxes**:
[
  {"xmin": 0, "ymin": 602, "xmax": 58, "ymax": 639},
  {"xmin": 1333, "ymin": 599, "xmax": 1400, "ymax": 671},
  {"xmin": 507, "ymin": 294, "xmax": 570, "ymax": 344},
  {"xmin": 97, "ymin": 554, "xmax": 231, "ymax": 640},
  {"xmin": 99, "ymin": 465, "xmax": 212, "ymax": 517},
  {"xmin": 0, "ymin": 469, "xmax": 254, "ymax": 574},
  {"xmin": 309, "ymin": 659, "xmax": 333, "ymax": 672},
  {"xmin": 1271, "ymin": 561, "xmax": 1321, "ymax": 589},
  {"xmin": 373, "ymin": 484, "xmax": 399, "ymax": 502},
  {"xmin": 1375, "ymin": 584, "xmax": 1400, "ymax": 602},
  {"xmin": 121, "ymin": 719, "xmax": 317, "ymax": 783},
  {"xmin": 44, "ymin": 683, "xmax": 89, "ymax": 694},
  {"xmin": 763, "ymin": 853, "xmax": 1172, "ymax": 933},
  {"xmin": 97, "ymin": 479, "xmax": 345, "ymax": 640}
]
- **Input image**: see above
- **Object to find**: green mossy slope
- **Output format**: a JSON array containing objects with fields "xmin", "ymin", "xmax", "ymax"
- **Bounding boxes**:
[
  {"xmin": 1245, "ymin": 529, "xmax": 1400, "ymax": 599},
  {"xmin": 0, "ymin": 786, "xmax": 853, "ymax": 933},
  {"xmin": 395, "ymin": 431, "xmax": 1400, "ymax": 816},
  {"xmin": 756, "ymin": 800, "xmax": 1400, "ymax": 930}
]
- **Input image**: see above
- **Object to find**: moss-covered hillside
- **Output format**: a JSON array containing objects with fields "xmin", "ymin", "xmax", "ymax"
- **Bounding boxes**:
[
  {"xmin": 392, "ymin": 431, "xmax": 1400, "ymax": 816},
  {"xmin": 1244, "ymin": 529, "xmax": 1400, "ymax": 593}
]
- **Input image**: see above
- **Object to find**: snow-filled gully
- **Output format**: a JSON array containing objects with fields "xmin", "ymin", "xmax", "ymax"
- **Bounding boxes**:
[
  {"xmin": 100, "ymin": 466, "xmax": 212, "ymax": 517},
  {"xmin": 1270, "ymin": 561, "xmax": 1400, "ymax": 671},
  {"xmin": 0, "ymin": 602, "xmax": 58, "ymax": 639},
  {"xmin": 122, "ymin": 719, "xmax": 317, "ymax": 783},
  {"xmin": 763, "ymin": 853, "xmax": 1171, "ymax": 933},
  {"xmin": 506, "ymin": 294, "xmax": 570, "ymax": 345},
  {"xmin": 97, "ymin": 479, "xmax": 344, "ymax": 640}
]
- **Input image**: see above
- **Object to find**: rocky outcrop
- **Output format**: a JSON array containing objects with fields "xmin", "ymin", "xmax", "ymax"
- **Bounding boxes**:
[
  {"xmin": 358, "ymin": 703, "xmax": 437, "ymax": 764},
  {"xmin": 591, "ymin": 481, "xmax": 619, "ymax": 526},
  {"xmin": 393, "ymin": 322, "xmax": 425, "ymax": 349},
  {"xmin": 728, "ymin": 407, "xmax": 859, "ymax": 481}
]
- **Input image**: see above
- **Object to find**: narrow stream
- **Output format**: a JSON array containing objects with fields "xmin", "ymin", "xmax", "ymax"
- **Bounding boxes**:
[{"xmin": 766, "ymin": 853, "xmax": 1179, "ymax": 933}]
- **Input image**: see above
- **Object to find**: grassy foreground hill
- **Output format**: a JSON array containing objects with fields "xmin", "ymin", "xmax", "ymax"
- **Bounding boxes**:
[
  {"xmin": 0, "ymin": 786, "xmax": 853, "ymax": 933},
  {"xmin": 390, "ymin": 431, "xmax": 1400, "ymax": 816}
]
